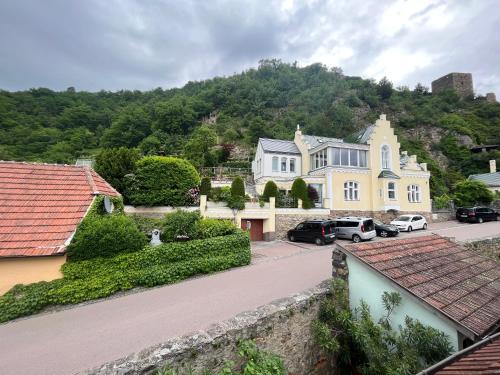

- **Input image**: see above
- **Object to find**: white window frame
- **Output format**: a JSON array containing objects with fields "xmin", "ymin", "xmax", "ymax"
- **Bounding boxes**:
[
  {"xmin": 272, "ymin": 156, "xmax": 279, "ymax": 172},
  {"xmin": 381, "ymin": 144, "xmax": 390, "ymax": 170},
  {"xmin": 407, "ymin": 184, "xmax": 421, "ymax": 203},
  {"xmin": 281, "ymin": 157, "xmax": 287, "ymax": 172},
  {"xmin": 312, "ymin": 149, "xmax": 327, "ymax": 170},
  {"xmin": 331, "ymin": 147, "xmax": 367, "ymax": 168},
  {"xmin": 289, "ymin": 158, "xmax": 295, "ymax": 173},
  {"xmin": 344, "ymin": 181, "xmax": 359, "ymax": 201},
  {"xmin": 388, "ymin": 181, "xmax": 396, "ymax": 200}
]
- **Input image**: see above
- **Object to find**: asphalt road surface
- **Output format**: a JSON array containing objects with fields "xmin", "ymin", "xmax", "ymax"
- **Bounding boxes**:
[{"xmin": 0, "ymin": 220, "xmax": 498, "ymax": 375}]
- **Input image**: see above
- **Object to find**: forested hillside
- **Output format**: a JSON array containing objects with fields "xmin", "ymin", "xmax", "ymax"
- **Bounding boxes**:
[{"xmin": 1, "ymin": 59, "xmax": 499, "ymax": 196}]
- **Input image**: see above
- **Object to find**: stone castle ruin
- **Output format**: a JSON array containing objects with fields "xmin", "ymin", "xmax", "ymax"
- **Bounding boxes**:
[{"xmin": 432, "ymin": 72, "xmax": 473, "ymax": 98}]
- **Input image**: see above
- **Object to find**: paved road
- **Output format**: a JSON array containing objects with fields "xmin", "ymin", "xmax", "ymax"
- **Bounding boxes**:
[{"xmin": 0, "ymin": 220, "xmax": 498, "ymax": 375}]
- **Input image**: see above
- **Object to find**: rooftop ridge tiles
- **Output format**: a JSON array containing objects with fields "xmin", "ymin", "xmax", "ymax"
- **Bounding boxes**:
[{"xmin": 0, "ymin": 160, "xmax": 85, "ymax": 168}]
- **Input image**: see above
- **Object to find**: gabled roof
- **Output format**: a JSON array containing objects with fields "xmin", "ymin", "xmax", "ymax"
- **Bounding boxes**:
[
  {"xmin": 469, "ymin": 172, "xmax": 500, "ymax": 187},
  {"xmin": 0, "ymin": 161, "xmax": 120, "ymax": 257},
  {"xmin": 418, "ymin": 332, "xmax": 500, "ymax": 374},
  {"xmin": 302, "ymin": 134, "xmax": 343, "ymax": 149},
  {"xmin": 258, "ymin": 138, "xmax": 300, "ymax": 155},
  {"xmin": 338, "ymin": 235, "xmax": 500, "ymax": 338}
]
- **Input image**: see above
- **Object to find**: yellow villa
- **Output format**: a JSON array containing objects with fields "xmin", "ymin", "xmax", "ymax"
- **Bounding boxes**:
[{"xmin": 252, "ymin": 114, "xmax": 431, "ymax": 216}]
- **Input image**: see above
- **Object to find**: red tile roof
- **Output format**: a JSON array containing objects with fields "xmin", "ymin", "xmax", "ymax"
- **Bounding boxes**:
[
  {"xmin": 420, "ymin": 332, "xmax": 500, "ymax": 374},
  {"xmin": 0, "ymin": 161, "xmax": 120, "ymax": 257},
  {"xmin": 339, "ymin": 235, "xmax": 500, "ymax": 338}
]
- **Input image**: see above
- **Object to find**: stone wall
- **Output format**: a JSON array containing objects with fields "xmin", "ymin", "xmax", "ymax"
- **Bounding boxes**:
[
  {"xmin": 431, "ymin": 73, "xmax": 473, "ymax": 98},
  {"xmin": 462, "ymin": 237, "xmax": 500, "ymax": 263},
  {"xmin": 86, "ymin": 282, "xmax": 334, "ymax": 375}
]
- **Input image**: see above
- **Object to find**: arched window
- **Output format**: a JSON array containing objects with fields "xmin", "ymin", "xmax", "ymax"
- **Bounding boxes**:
[
  {"xmin": 272, "ymin": 156, "xmax": 279, "ymax": 172},
  {"xmin": 388, "ymin": 182, "xmax": 396, "ymax": 199},
  {"xmin": 407, "ymin": 184, "xmax": 421, "ymax": 202},
  {"xmin": 344, "ymin": 181, "xmax": 359, "ymax": 201},
  {"xmin": 381, "ymin": 145, "xmax": 390, "ymax": 170}
]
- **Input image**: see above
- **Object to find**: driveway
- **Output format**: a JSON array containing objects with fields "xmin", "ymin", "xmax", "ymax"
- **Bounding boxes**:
[{"xmin": 0, "ymin": 220, "xmax": 498, "ymax": 375}]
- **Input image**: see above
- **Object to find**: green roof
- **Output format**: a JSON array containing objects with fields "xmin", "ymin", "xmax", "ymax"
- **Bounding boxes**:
[{"xmin": 378, "ymin": 170, "xmax": 400, "ymax": 179}]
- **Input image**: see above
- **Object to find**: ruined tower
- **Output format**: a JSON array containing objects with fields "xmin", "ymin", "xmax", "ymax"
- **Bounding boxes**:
[{"xmin": 431, "ymin": 73, "xmax": 473, "ymax": 98}]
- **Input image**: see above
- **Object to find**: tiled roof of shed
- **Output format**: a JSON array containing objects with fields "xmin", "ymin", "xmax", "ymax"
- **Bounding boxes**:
[
  {"xmin": 469, "ymin": 172, "xmax": 500, "ymax": 187},
  {"xmin": 419, "ymin": 332, "xmax": 500, "ymax": 374},
  {"xmin": 0, "ymin": 161, "xmax": 120, "ymax": 257},
  {"xmin": 339, "ymin": 235, "xmax": 500, "ymax": 337},
  {"xmin": 259, "ymin": 138, "xmax": 301, "ymax": 154}
]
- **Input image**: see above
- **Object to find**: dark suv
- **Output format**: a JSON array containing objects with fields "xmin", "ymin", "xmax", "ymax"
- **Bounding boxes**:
[
  {"xmin": 287, "ymin": 220, "xmax": 336, "ymax": 245},
  {"xmin": 456, "ymin": 207, "xmax": 499, "ymax": 223}
]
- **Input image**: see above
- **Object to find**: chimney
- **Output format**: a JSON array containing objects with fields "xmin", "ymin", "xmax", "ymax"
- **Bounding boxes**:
[{"xmin": 490, "ymin": 160, "xmax": 497, "ymax": 173}]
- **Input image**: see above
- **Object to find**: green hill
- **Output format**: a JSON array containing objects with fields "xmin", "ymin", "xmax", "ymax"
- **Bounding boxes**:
[{"xmin": 1, "ymin": 59, "xmax": 499, "ymax": 196}]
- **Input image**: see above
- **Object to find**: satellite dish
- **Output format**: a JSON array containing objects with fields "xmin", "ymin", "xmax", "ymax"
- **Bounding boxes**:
[{"xmin": 103, "ymin": 196, "xmax": 114, "ymax": 213}]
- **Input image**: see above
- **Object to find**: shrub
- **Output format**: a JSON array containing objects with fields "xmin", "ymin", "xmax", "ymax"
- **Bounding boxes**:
[
  {"xmin": 66, "ymin": 215, "xmax": 148, "ymax": 261},
  {"xmin": 195, "ymin": 218, "xmax": 236, "ymax": 239},
  {"xmin": 291, "ymin": 177, "xmax": 312, "ymax": 209},
  {"xmin": 129, "ymin": 215, "xmax": 163, "ymax": 237},
  {"xmin": 0, "ymin": 232, "xmax": 250, "ymax": 323},
  {"xmin": 231, "ymin": 176, "xmax": 245, "ymax": 197},
  {"xmin": 261, "ymin": 181, "xmax": 278, "ymax": 202},
  {"xmin": 161, "ymin": 210, "xmax": 200, "ymax": 241},
  {"xmin": 453, "ymin": 180, "xmax": 494, "ymax": 207},
  {"xmin": 125, "ymin": 156, "xmax": 200, "ymax": 206},
  {"xmin": 94, "ymin": 147, "xmax": 141, "ymax": 194},
  {"xmin": 210, "ymin": 186, "xmax": 231, "ymax": 202},
  {"xmin": 227, "ymin": 195, "xmax": 245, "ymax": 210},
  {"xmin": 200, "ymin": 177, "xmax": 212, "ymax": 196}
]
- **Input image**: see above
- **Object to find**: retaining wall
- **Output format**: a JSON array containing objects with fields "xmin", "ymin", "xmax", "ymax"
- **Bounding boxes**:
[
  {"xmin": 462, "ymin": 237, "xmax": 500, "ymax": 263},
  {"xmin": 86, "ymin": 282, "xmax": 334, "ymax": 375}
]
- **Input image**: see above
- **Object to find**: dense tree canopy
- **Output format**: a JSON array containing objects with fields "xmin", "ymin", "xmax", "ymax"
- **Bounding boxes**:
[{"xmin": 1, "ymin": 59, "xmax": 499, "ymax": 197}]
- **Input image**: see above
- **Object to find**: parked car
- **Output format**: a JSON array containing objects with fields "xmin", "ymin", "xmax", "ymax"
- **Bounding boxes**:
[
  {"xmin": 287, "ymin": 220, "xmax": 336, "ymax": 245},
  {"xmin": 331, "ymin": 217, "xmax": 377, "ymax": 243},
  {"xmin": 390, "ymin": 214, "xmax": 427, "ymax": 232},
  {"xmin": 456, "ymin": 207, "xmax": 499, "ymax": 223},
  {"xmin": 373, "ymin": 219, "xmax": 399, "ymax": 237}
]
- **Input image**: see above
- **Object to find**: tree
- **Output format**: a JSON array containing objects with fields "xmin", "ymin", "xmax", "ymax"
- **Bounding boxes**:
[
  {"xmin": 453, "ymin": 180, "xmax": 494, "ymax": 207},
  {"xmin": 101, "ymin": 105, "xmax": 151, "ymax": 148},
  {"xmin": 153, "ymin": 96, "xmax": 197, "ymax": 135},
  {"xmin": 94, "ymin": 147, "xmax": 141, "ymax": 193},
  {"xmin": 261, "ymin": 181, "xmax": 278, "ymax": 202},
  {"xmin": 231, "ymin": 176, "xmax": 245, "ymax": 198},
  {"xmin": 183, "ymin": 126, "xmax": 217, "ymax": 168},
  {"xmin": 291, "ymin": 178, "xmax": 313, "ymax": 208},
  {"xmin": 125, "ymin": 156, "xmax": 200, "ymax": 206},
  {"xmin": 377, "ymin": 77, "xmax": 393, "ymax": 100},
  {"xmin": 200, "ymin": 177, "xmax": 212, "ymax": 196}
]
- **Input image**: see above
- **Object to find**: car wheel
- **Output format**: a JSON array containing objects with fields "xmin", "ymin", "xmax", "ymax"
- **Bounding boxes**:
[
  {"xmin": 407, "ymin": 226, "xmax": 412, "ymax": 232},
  {"xmin": 380, "ymin": 230, "xmax": 388, "ymax": 238},
  {"xmin": 315, "ymin": 237, "xmax": 324, "ymax": 246},
  {"xmin": 352, "ymin": 234, "xmax": 361, "ymax": 243},
  {"xmin": 423, "ymin": 223, "xmax": 427, "ymax": 230},
  {"xmin": 478, "ymin": 217, "xmax": 484, "ymax": 224},
  {"xmin": 288, "ymin": 235, "xmax": 295, "ymax": 242}
]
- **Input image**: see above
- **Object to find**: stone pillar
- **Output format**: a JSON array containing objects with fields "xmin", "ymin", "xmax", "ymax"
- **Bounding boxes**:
[
  {"xmin": 298, "ymin": 199, "xmax": 303, "ymax": 209},
  {"xmin": 332, "ymin": 247, "xmax": 349, "ymax": 281},
  {"xmin": 200, "ymin": 195, "xmax": 207, "ymax": 217}
]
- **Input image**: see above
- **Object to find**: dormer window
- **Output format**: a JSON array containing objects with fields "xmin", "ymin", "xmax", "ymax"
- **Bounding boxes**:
[{"xmin": 381, "ymin": 145, "xmax": 390, "ymax": 170}]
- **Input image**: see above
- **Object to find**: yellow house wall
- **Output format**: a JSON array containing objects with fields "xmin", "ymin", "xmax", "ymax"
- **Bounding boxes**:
[
  {"xmin": 399, "ymin": 175, "xmax": 432, "ymax": 212},
  {"xmin": 0, "ymin": 255, "xmax": 66, "ymax": 295},
  {"xmin": 331, "ymin": 171, "xmax": 373, "ymax": 211}
]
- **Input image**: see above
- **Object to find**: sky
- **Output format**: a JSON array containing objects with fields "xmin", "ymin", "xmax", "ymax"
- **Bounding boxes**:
[{"xmin": 0, "ymin": 0, "xmax": 499, "ymax": 95}]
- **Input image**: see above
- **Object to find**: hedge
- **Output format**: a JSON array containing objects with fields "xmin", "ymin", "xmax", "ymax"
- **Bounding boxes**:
[
  {"xmin": 195, "ymin": 218, "xmax": 236, "ymax": 239},
  {"xmin": 125, "ymin": 156, "xmax": 200, "ymax": 206},
  {"xmin": 0, "ymin": 232, "xmax": 250, "ymax": 323},
  {"xmin": 161, "ymin": 210, "xmax": 200, "ymax": 241}
]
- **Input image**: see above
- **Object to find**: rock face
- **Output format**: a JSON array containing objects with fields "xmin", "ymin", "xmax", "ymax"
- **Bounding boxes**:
[{"xmin": 86, "ymin": 282, "xmax": 334, "ymax": 375}]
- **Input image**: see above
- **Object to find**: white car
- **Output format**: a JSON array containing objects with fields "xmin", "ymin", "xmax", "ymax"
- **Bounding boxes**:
[{"xmin": 390, "ymin": 214, "xmax": 427, "ymax": 232}]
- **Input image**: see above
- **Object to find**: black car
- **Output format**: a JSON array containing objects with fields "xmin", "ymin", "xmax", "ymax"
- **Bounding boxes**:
[
  {"xmin": 287, "ymin": 220, "xmax": 336, "ymax": 245},
  {"xmin": 456, "ymin": 207, "xmax": 499, "ymax": 223},
  {"xmin": 373, "ymin": 219, "xmax": 399, "ymax": 237}
]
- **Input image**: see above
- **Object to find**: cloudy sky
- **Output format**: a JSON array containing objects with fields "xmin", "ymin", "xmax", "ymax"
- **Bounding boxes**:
[{"xmin": 0, "ymin": 0, "xmax": 499, "ymax": 94}]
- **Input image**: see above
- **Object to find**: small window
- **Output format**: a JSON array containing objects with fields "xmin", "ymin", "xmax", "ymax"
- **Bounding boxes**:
[
  {"xmin": 296, "ymin": 223, "xmax": 305, "ymax": 230},
  {"xmin": 344, "ymin": 181, "xmax": 359, "ymax": 201},
  {"xmin": 381, "ymin": 145, "xmax": 390, "ymax": 170},
  {"xmin": 408, "ymin": 185, "xmax": 421, "ymax": 203},
  {"xmin": 272, "ymin": 156, "xmax": 279, "ymax": 172},
  {"xmin": 290, "ymin": 158, "xmax": 295, "ymax": 173},
  {"xmin": 388, "ymin": 182, "xmax": 396, "ymax": 199},
  {"xmin": 281, "ymin": 157, "xmax": 287, "ymax": 172}
]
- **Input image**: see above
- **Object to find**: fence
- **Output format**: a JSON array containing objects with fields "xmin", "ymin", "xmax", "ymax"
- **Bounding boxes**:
[{"xmin": 200, "ymin": 167, "xmax": 252, "ymax": 181}]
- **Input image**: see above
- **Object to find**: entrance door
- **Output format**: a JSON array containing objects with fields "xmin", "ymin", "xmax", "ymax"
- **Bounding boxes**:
[{"xmin": 241, "ymin": 219, "xmax": 264, "ymax": 241}]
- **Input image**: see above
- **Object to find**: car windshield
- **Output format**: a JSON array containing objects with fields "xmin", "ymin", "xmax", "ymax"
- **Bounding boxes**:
[
  {"xmin": 373, "ymin": 219, "xmax": 383, "ymax": 225},
  {"xmin": 396, "ymin": 216, "xmax": 410, "ymax": 221}
]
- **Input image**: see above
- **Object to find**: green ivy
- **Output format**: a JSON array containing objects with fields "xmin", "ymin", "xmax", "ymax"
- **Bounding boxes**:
[{"xmin": 0, "ymin": 232, "xmax": 250, "ymax": 323}]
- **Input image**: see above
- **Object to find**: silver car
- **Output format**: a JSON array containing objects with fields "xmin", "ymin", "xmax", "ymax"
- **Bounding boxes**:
[{"xmin": 332, "ymin": 217, "xmax": 377, "ymax": 243}]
